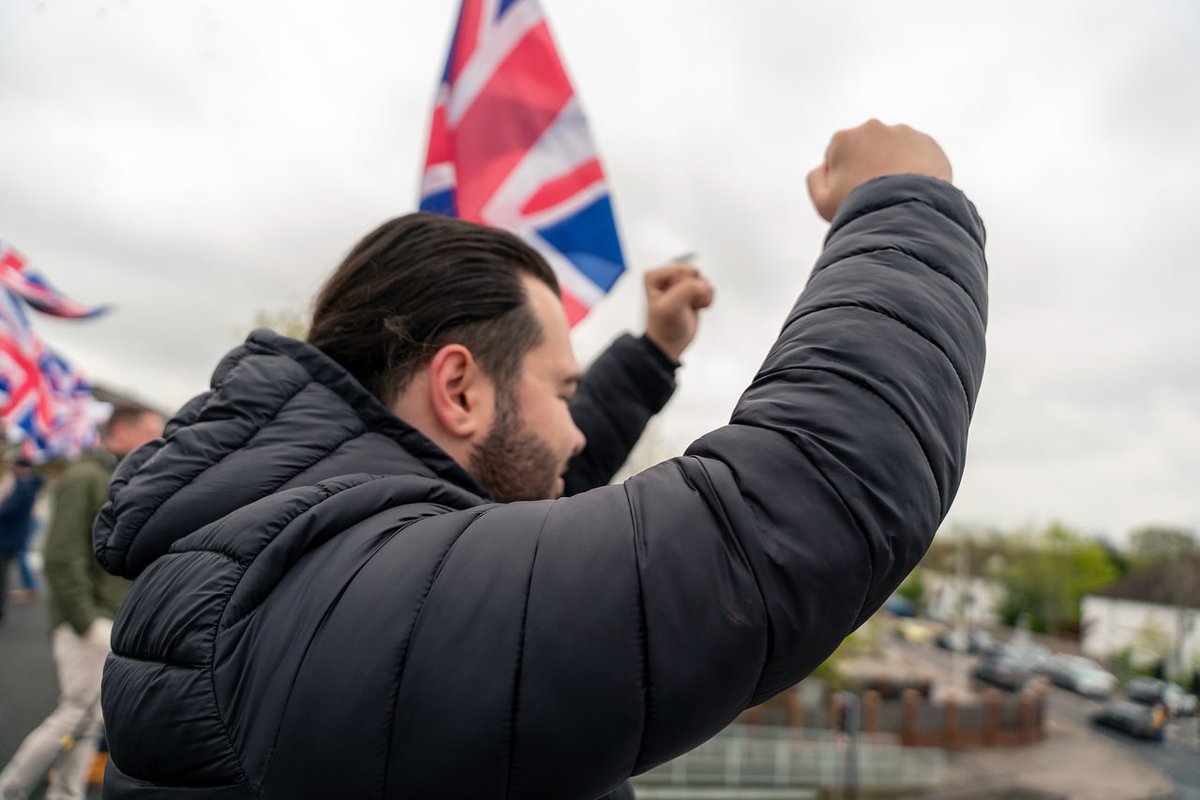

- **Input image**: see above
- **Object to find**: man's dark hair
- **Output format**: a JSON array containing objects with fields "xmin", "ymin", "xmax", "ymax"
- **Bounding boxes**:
[
  {"xmin": 104, "ymin": 403, "xmax": 153, "ymax": 436},
  {"xmin": 308, "ymin": 213, "xmax": 560, "ymax": 407}
]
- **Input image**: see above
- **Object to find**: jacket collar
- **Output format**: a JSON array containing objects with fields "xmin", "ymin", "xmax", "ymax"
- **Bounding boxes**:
[
  {"xmin": 94, "ymin": 330, "xmax": 491, "ymax": 580},
  {"xmin": 243, "ymin": 330, "xmax": 489, "ymax": 500}
]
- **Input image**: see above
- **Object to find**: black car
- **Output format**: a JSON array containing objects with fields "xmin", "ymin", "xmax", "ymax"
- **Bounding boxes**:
[
  {"xmin": 972, "ymin": 654, "xmax": 1033, "ymax": 692},
  {"xmin": 1093, "ymin": 700, "xmax": 1168, "ymax": 741},
  {"xmin": 937, "ymin": 629, "xmax": 970, "ymax": 652},
  {"xmin": 1125, "ymin": 678, "xmax": 1199, "ymax": 717},
  {"xmin": 968, "ymin": 630, "xmax": 1001, "ymax": 657},
  {"xmin": 937, "ymin": 629, "xmax": 998, "ymax": 655}
]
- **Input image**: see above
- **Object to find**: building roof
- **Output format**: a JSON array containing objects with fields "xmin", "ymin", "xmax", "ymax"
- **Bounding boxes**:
[
  {"xmin": 93, "ymin": 383, "xmax": 170, "ymax": 419},
  {"xmin": 1089, "ymin": 554, "xmax": 1200, "ymax": 609},
  {"xmin": 921, "ymin": 538, "xmax": 1013, "ymax": 579}
]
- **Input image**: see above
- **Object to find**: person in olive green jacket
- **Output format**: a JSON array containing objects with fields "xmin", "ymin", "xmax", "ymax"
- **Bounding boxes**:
[{"xmin": 1, "ymin": 405, "xmax": 163, "ymax": 800}]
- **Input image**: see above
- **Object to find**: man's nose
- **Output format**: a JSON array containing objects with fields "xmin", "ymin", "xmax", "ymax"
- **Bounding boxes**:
[{"xmin": 570, "ymin": 423, "xmax": 587, "ymax": 458}]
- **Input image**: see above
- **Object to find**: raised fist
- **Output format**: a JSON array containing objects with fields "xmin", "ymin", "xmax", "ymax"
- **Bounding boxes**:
[
  {"xmin": 643, "ymin": 262, "xmax": 714, "ymax": 362},
  {"xmin": 807, "ymin": 119, "xmax": 953, "ymax": 222}
]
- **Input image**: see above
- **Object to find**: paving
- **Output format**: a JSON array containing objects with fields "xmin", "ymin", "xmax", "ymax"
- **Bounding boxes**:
[
  {"xmin": 0, "ymin": 591, "xmax": 102, "ymax": 800},
  {"xmin": 937, "ymin": 714, "xmax": 1174, "ymax": 800},
  {"xmin": 887, "ymin": 636, "xmax": 1192, "ymax": 800}
]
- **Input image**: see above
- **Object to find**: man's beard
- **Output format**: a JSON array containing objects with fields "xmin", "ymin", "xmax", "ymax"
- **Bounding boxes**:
[{"xmin": 470, "ymin": 390, "xmax": 562, "ymax": 503}]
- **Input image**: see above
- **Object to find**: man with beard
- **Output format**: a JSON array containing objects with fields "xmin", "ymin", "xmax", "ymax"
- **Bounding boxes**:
[{"xmin": 93, "ymin": 120, "xmax": 988, "ymax": 799}]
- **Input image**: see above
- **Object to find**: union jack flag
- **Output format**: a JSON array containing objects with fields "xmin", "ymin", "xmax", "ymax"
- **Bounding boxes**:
[
  {"xmin": 0, "ymin": 240, "xmax": 109, "ymax": 319},
  {"xmin": 420, "ymin": 0, "xmax": 625, "ymax": 326},
  {"xmin": 0, "ymin": 289, "xmax": 101, "ymax": 460}
]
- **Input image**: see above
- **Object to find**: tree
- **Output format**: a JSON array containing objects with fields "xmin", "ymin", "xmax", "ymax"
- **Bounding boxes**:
[
  {"xmin": 896, "ymin": 568, "xmax": 926, "ymax": 614},
  {"xmin": 248, "ymin": 307, "xmax": 309, "ymax": 340},
  {"xmin": 997, "ymin": 523, "xmax": 1120, "ymax": 636},
  {"xmin": 1131, "ymin": 616, "xmax": 1173, "ymax": 669},
  {"xmin": 1127, "ymin": 525, "xmax": 1197, "ymax": 570}
]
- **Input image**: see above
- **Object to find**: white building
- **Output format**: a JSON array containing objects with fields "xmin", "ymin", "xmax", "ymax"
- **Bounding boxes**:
[
  {"xmin": 923, "ymin": 569, "xmax": 1005, "ymax": 627},
  {"xmin": 1081, "ymin": 555, "xmax": 1200, "ymax": 677}
]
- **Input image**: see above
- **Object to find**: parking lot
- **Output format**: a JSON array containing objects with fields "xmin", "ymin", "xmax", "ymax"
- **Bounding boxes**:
[{"xmin": 894, "ymin": 630, "xmax": 1200, "ymax": 799}]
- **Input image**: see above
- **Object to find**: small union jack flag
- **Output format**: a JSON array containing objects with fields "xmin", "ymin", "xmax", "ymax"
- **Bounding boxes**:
[
  {"xmin": 0, "ymin": 240, "xmax": 109, "ymax": 319},
  {"xmin": 420, "ymin": 0, "xmax": 626, "ymax": 326},
  {"xmin": 0, "ymin": 289, "xmax": 101, "ymax": 460}
]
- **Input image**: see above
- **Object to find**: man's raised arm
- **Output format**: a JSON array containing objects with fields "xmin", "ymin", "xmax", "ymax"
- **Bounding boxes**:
[
  {"xmin": 385, "ymin": 121, "xmax": 987, "ymax": 799},
  {"xmin": 564, "ymin": 265, "xmax": 713, "ymax": 494}
]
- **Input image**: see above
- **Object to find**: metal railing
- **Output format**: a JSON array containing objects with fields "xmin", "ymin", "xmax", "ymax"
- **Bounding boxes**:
[
  {"xmin": 633, "ymin": 789, "xmax": 818, "ymax": 799},
  {"xmin": 631, "ymin": 724, "xmax": 945, "ymax": 793}
]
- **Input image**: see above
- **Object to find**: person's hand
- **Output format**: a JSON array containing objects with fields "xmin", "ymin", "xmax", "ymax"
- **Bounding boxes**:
[
  {"xmin": 807, "ymin": 119, "xmax": 953, "ymax": 222},
  {"xmin": 643, "ymin": 262, "xmax": 714, "ymax": 362}
]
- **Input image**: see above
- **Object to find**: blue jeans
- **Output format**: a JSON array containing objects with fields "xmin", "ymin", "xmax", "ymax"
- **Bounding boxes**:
[{"xmin": 15, "ymin": 546, "xmax": 37, "ymax": 590}]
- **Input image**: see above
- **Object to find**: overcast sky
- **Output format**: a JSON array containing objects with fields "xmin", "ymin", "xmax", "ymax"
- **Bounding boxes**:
[{"xmin": 1, "ymin": 1, "xmax": 1197, "ymax": 539}]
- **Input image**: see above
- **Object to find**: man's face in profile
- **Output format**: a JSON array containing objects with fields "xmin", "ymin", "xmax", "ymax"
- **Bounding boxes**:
[
  {"xmin": 107, "ymin": 412, "xmax": 165, "ymax": 459},
  {"xmin": 470, "ymin": 276, "xmax": 586, "ymax": 503}
]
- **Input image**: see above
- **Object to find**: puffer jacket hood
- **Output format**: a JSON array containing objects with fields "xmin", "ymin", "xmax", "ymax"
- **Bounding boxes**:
[{"xmin": 94, "ymin": 329, "xmax": 487, "ymax": 581}]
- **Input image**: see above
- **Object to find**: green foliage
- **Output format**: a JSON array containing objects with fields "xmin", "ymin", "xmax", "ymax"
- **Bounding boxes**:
[
  {"xmin": 896, "ymin": 569, "xmax": 926, "ymax": 612},
  {"xmin": 1127, "ymin": 525, "xmax": 1197, "ymax": 571},
  {"xmin": 1097, "ymin": 537, "xmax": 1133, "ymax": 577},
  {"xmin": 997, "ymin": 522, "xmax": 1120, "ymax": 636},
  {"xmin": 810, "ymin": 619, "xmax": 881, "ymax": 691},
  {"xmin": 811, "ymin": 649, "xmax": 846, "ymax": 691},
  {"xmin": 1109, "ymin": 647, "xmax": 1157, "ymax": 683},
  {"xmin": 251, "ymin": 307, "xmax": 309, "ymax": 340},
  {"xmin": 1132, "ymin": 616, "xmax": 1173, "ymax": 665}
]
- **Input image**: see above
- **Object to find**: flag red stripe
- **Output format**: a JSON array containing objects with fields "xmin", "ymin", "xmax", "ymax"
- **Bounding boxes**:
[
  {"xmin": 425, "ymin": 103, "xmax": 453, "ymax": 168},
  {"xmin": 451, "ymin": 21, "xmax": 573, "ymax": 220},
  {"xmin": 520, "ymin": 158, "xmax": 602, "ymax": 216},
  {"xmin": 560, "ymin": 287, "xmax": 587, "ymax": 326},
  {"xmin": 448, "ymin": 0, "xmax": 483, "ymax": 84},
  {"xmin": 0, "ymin": 337, "xmax": 39, "ymax": 415}
]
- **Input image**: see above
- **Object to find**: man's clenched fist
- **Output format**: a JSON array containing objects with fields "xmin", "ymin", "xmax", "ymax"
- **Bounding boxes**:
[
  {"xmin": 643, "ymin": 262, "xmax": 714, "ymax": 362},
  {"xmin": 807, "ymin": 119, "xmax": 953, "ymax": 222}
]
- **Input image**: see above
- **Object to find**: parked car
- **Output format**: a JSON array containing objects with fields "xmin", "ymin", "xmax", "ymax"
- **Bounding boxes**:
[
  {"xmin": 969, "ymin": 633, "xmax": 998, "ymax": 657},
  {"xmin": 1002, "ymin": 641, "xmax": 1050, "ymax": 670},
  {"xmin": 935, "ymin": 628, "xmax": 998, "ymax": 655},
  {"xmin": 967, "ymin": 630, "xmax": 1000, "ymax": 656},
  {"xmin": 936, "ymin": 630, "xmax": 970, "ymax": 652},
  {"xmin": 972, "ymin": 653, "xmax": 1034, "ymax": 692},
  {"xmin": 884, "ymin": 594, "xmax": 917, "ymax": 618},
  {"xmin": 1125, "ymin": 678, "xmax": 1199, "ymax": 717},
  {"xmin": 1038, "ymin": 654, "xmax": 1118, "ymax": 698},
  {"xmin": 897, "ymin": 619, "xmax": 935, "ymax": 644},
  {"xmin": 1093, "ymin": 700, "xmax": 1168, "ymax": 741}
]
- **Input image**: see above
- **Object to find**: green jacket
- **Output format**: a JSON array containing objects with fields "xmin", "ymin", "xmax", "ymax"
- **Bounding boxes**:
[{"xmin": 44, "ymin": 451, "xmax": 131, "ymax": 634}]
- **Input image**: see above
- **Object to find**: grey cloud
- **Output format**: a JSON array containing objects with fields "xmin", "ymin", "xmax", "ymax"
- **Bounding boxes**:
[{"xmin": 0, "ymin": 0, "xmax": 1197, "ymax": 537}]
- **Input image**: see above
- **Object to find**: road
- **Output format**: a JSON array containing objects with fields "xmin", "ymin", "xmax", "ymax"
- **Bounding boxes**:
[
  {"xmin": 1048, "ymin": 683, "xmax": 1200, "ymax": 800},
  {"xmin": 0, "ymin": 593, "xmax": 103, "ymax": 800},
  {"xmin": 897, "ymin": 636, "xmax": 1200, "ymax": 800}
]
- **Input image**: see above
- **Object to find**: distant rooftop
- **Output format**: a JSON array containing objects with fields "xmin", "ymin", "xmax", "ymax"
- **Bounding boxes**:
[
  {"xmin": 93, "ymin": 383, "xmax": 170, "ymax": 420},
  {"xmin": 1088, "ymin": 553, "xmax": 1200, "ymax": 609}
]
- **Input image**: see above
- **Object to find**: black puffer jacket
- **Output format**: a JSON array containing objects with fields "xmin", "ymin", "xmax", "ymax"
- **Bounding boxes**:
[{"xmin": 95, "ymin": 174, "xmax": 987, "ymax": 800}]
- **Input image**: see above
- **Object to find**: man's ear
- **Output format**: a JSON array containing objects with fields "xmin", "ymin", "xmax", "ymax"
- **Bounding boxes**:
[{"xmin": 426, "ymin": 344, "xmax": 495, "ymax": 439}]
